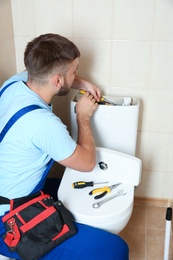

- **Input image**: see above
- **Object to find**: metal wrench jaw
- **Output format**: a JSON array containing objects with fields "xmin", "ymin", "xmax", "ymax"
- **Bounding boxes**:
[{"xmin": 92, "ymin": 190, "xmax": 127, "ymax": 209}]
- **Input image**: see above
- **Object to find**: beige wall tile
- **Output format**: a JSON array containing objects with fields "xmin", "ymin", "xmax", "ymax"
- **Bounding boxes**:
[
  {"xmin": 34, "ymin": 0, "xmax": 73, "ymax": 37},
  {"xmin": 136, "ymin": 170, "xmax": 173, "ymax": 199},
  {"xmin": 0, "ymin": 0, "xmax": 16, "ymax": 85},
  {"xmin": 149, "ymin": 42, "xmax": 173, "ymax": 90},
  {"xmin": 153, "ymin": 0, "xmax": 173, "ymax": 41},
  {"xmin": 74, "ymin": 39, "xmax": 112, "ymax": 91},
  {"xmin": 145, "ymin": 89, "xmax": 173, "ymax": 132},
  {"xmin": 73, "ymin": 0, "xmax": 113, "ymax": 39},
  {"xmin": 0, "ymin": 48, "xmax": 4, "ymax": 85},
  {"xmin": 111, "ymin": 41, "xmax": 151, "ymax": 88},
  {"xmin": 14, "ymin": 35, "xmax": 34, "ymax": 72},
  {"xmin": 138, "ymin": 132, "xmax": 173, "ymax": 172},
  {"xmin": 0, "ymin": 38, "xmax": 16, "ymax": 80},
  {"xmin": 11, "ymin": 0, "xmax": 35, "ymax": 36},
  {"xmin": 0, "ymin": 0, "xmax": 13, "ymax": 43},
  {"xmin": 113, "ymin": 0, "xmax": 155, "ymax": 40}
]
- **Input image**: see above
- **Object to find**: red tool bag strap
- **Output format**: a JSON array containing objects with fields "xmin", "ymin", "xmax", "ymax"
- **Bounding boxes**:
[
  {"xmin": 2, "ymin": 193, "xmax": 50, "ymax": 222},
  {"xmin": 3, "ymin": 217, "xmax": 21, "ymax": 247},
  {"xmin": 2, "ymin": 192, "xmax": 50, "ymax": 248}
]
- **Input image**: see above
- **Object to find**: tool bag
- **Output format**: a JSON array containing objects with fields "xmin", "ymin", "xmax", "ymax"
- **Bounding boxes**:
[{"xmin": 1, "ymin": 191, "xmax": 77, "ymax": 260}]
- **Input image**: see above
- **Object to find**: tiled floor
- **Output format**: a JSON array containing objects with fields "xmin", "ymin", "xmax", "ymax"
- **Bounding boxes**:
[{"xmin": 119, "ymin": 203, "xmax": 173, "ymax": 260}]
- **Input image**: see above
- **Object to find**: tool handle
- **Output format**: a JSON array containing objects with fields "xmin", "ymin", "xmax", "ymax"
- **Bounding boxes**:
[
  {"xmin": 79, "ymin": 90, "xmax": 104, "ymax": 103},
  {"xmin": 89, "ymin": 186, "xmax": 110, "ymax": 195},
  {"xmin": 100, "ymin": 97, "xmax": 105, "ymax": 102},
  {"xmin": 72, "ymin": 181, "xmax": 94, "ymax": 189},
  {"xmin": 79, "ymin": 89, "xmax": 87, "ymax": 95},
  {"xmin": 95, "ymin": 191, "xmax": 107, "ymax": 200}
]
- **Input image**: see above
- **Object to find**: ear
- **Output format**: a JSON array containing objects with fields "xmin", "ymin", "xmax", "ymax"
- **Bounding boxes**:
[{"xmin": 53, "ymin": 74, "xmax": 64, "ymax": 90}]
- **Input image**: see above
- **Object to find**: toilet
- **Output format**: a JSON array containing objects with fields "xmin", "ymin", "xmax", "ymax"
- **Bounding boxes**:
[{"xmin": 58, "ymin": 94, "xmax": 142, "ymax": 234}]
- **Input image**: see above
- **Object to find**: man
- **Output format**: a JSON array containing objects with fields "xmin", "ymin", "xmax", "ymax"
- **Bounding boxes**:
[{"xmin": 0, "ymin": 34, "xmax": 128, "ymax": 259}]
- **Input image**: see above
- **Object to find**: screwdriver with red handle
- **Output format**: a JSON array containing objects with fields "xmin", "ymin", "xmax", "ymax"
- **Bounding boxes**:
[{"xmin": 72, "ymin": 181, "xmax": 108, "ymax": 189}]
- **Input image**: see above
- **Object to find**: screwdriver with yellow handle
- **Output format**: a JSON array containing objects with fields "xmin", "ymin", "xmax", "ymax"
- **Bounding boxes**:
[
  {"xmin": 72, "ymin": 181, "xmax": 108, "ymax": 189},
  {"xmin": 79, "ymin": 89, "xmax": 116, "ymax": 105}
]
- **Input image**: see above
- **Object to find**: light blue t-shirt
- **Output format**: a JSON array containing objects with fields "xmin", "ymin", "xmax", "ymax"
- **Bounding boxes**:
[{"xmin": 0, "ymin": 71, "xmax": 76, "ymax": 215}]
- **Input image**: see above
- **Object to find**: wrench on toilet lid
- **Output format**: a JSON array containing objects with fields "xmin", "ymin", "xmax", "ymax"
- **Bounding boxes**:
[{"xmin": 92, "ymin": 190, "xmax": 127, "ymax": 209}]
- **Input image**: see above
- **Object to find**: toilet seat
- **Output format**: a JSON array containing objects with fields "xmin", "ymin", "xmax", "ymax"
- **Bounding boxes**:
[{"xmin": 58, "ymin": 169, "xmax": 134, "ymax": 230}]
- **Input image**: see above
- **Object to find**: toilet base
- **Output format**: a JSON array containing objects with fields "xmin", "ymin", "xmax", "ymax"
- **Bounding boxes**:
[{"xmin": 74, "ymin": 204, "xmax": 133, "ymax": 234}]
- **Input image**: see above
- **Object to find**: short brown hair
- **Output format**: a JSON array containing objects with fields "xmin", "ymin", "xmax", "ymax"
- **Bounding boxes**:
[{"xmin": 24, "ymin": 33, "xmax": 80, "ymax": 83}]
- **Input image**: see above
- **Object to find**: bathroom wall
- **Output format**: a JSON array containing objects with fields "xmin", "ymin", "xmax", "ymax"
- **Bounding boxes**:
[
  {"xmin": 1, "ymin": 0, "xmax": 173, "ymax": 200},
  {"xmin": 0, "ymin": 0, "xmax": 16, "ymax": 86}
]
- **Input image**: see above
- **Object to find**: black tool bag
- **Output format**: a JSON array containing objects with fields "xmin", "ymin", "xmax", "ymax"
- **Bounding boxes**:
[{"xmin": 1, "ymin": 191, "xmax": 77, "ymax": 260}]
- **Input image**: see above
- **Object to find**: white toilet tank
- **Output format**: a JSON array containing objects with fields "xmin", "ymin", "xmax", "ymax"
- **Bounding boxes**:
[{"xmin": 70, "ymin": 95, "xmax": 140, "ymax": 156}]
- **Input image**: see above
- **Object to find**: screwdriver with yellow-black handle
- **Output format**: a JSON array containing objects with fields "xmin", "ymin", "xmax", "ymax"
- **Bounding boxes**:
[
  {"xmin": 72, "ymin": 181, "xmax": 108, "ymax": 189},
  {"xmin": 79, "ymin": 89, "xmax": 116, "ymax": 105}
]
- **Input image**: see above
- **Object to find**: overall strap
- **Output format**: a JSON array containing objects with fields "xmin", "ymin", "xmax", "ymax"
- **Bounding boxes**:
[
  {"xmin": 0, "ymin": 81, "xmax": 17, "ymax": 97},
  {"xmin": 0, "ymin": 80, "xmax": 42, "ymax": 142},
  {"xmin": 31, "ymin": 158, "xmax": 54, "ymax": 194},
  {"xmin": 0, "ymin": 105, "xmax": 42, "ymax": 143}
]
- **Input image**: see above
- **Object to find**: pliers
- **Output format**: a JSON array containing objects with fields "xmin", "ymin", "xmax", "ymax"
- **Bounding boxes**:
[{"xmin": 89, "ymin": 183, "xmax": 121, "ymax": 199}]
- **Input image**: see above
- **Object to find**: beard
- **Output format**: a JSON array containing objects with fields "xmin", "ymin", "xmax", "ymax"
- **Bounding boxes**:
[{"xmin": 57, "ymin": 78, "xmax": 71, "ymax": 96}]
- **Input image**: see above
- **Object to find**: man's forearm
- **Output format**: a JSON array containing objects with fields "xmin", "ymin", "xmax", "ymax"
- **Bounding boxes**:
[
  {"xmin": 77, "ymin": 117, "xmax": 96, "ymax": 167},
  {"xmin": 72, "ymin": 76, "xmax": 86, "ymax": 90}
]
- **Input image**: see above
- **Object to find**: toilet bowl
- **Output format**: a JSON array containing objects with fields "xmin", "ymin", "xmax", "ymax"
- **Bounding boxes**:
[{"xmin": 58, "ymin": 147, "xmax": 142, "ymax": 234}]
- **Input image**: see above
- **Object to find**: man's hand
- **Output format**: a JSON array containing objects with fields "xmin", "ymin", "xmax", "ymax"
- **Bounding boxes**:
[
  {"xmin": 75, "ymin": 92, "xmax": 98, "ymax": 120},
  {"xmin": 72, "ymin": 76, "xmax": 101, "ymax": 102}
]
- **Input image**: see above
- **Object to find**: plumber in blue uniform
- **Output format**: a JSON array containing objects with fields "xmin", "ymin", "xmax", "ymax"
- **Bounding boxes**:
[{"xmin": 0, "ymin": 33, "xmax": 129, "ymax": 259}]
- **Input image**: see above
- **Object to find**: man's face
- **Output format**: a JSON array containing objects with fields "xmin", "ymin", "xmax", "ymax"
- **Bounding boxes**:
[{"xmin": 58, "ymin": 58, "xmax": 79, "ymax": 96}]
